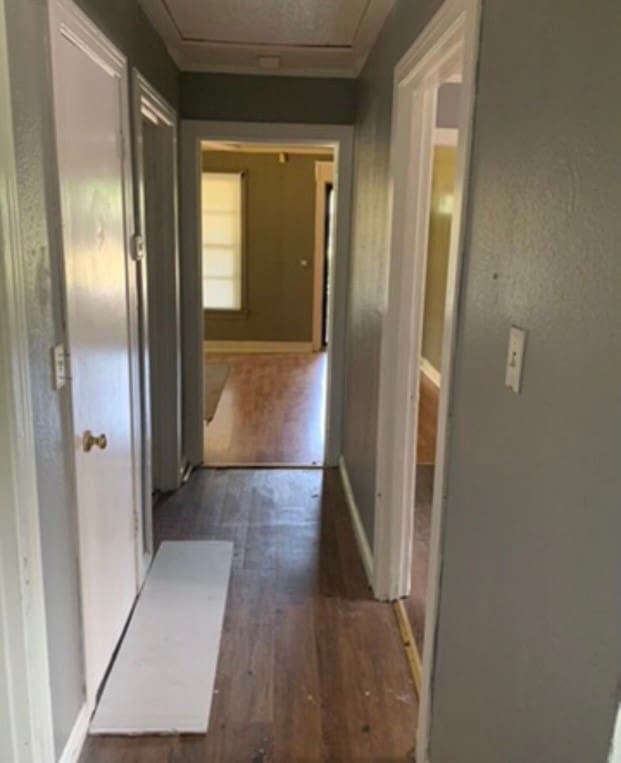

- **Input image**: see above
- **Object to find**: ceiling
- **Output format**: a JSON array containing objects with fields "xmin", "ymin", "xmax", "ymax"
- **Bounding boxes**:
[{"xmin": 139, "ymin": 0, "xmax": 396, "ymax": 78}]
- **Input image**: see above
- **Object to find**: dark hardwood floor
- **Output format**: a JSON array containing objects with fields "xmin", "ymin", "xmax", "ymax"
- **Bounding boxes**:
[{"xmin": 80, "ymin": 469, "xmax": 417, "ymax": 762}]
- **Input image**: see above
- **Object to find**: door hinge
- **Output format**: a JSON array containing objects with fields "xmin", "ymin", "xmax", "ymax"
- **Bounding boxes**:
[{"xmin": 130, "ymin": 234, "xmax": 146, "ymax": 262}]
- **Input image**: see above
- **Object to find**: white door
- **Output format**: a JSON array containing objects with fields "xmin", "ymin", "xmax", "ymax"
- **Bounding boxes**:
[{"xmin": 50, "ymin": 1, "xmax": 138, "ymax": 704}]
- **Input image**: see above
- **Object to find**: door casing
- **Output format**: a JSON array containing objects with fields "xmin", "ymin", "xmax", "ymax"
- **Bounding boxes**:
[
  {"xmin": 180, "ymin": 120, "xmax": 354, "ymax": 468},
  {"xmin": 313, "ymin": 160, "xmax": 335, "ymax": 352},
  {"xmin": 131, "ymin": 70, "xmax": 181, "ymax": 584},
  {"xmin": 372, "ymin": 0, "xmax": 482, "ymax": 759}
]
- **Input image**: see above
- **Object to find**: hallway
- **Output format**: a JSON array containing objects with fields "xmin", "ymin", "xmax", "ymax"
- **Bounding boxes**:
[{"xmin": 79, "ymin": 469, "xmax": 417, "ymax": 762}]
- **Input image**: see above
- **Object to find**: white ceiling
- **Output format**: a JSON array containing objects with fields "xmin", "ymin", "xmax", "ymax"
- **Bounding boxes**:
[{"xmin": 139, "ymin": 0, "xmax": 396, "ymax": 77}]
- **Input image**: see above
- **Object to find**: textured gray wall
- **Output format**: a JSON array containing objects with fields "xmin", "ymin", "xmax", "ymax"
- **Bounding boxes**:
[
  {"xmin": 5, "ymin": 0, "xmax": 84, "ymax": 756},
  {"xmin": 349, "ymin": 0, "xmax": 621, "ymax": 759},
  {"xmin": 4, "ymin": 0, "xmax": 178, "ymax": 757},
  {"xmin": 430, "ymin": 0, "xmax": 621, "ymax": 760},
  {"xmin": 343, "ymin": 0, "xmax": 441, "ymax": 544},
  {"xmin": 181, "ymin": 72, "xmax": 356, "ymax": 125},
  {"xmin": 436, "ymin": 82, "xmax": 460, "ymax": 129}
]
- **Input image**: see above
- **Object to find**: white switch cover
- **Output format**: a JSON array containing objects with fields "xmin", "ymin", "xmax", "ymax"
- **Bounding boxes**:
[
  {"xmin": 51, "ymin": 344, "xmax": 66, "ymax": 390},
  {"xmin": 505, "ymin": 326, "xmax": 527, "ymax": 394}
]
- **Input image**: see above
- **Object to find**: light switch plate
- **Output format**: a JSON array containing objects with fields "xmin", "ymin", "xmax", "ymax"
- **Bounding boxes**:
[
  {"xmin": 505, "ymin": 326, "xmax": 527, "ymax": 394},
  {"xmin": 51, "ymin": 343, "xmax": 66, "ymax": 390}
]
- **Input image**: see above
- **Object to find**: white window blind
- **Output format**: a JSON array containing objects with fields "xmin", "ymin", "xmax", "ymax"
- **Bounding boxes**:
[{"xmin": 201, "ymin": 172, "xmax": 243, "ymax": 310}]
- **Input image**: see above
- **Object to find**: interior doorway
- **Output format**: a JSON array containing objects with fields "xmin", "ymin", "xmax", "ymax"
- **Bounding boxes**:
[
  {"xmin": 199, "ymin": 141, "xmax": 337, "ymax": 467},
  {"xmin": 405, "ymin": 86, "xmax": 460, "ymax": 655},
  {"xmin": 132, "ymin": 73, "xmax": 182, "ymax": 583},
  {"xmin": 372, "ymin": 0, "xmax": 481, "ymax": 757},
  {"xmin": 180, "ymin": 121, "xmax": 354, "ymax": 471}
]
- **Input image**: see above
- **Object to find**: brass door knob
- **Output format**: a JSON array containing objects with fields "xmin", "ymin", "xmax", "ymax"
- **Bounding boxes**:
[{"xmin": 83, "ymin": 430, "xmax": 108, "ymax": 452}]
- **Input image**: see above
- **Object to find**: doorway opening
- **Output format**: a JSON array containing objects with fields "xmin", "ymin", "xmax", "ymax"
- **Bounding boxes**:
[
  {"xmin": 372, "ymin": 0, "xmax": 481, "ymax": 757},
  {"xmin": 405, "ymin": 78, "xmax": 461, "ymax": 657},
  {"xmin": 200, "ymin": 141, "xmax": 337, "ymax": 467}
]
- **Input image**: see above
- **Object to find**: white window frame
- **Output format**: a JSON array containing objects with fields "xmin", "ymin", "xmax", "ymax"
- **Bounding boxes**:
[{"xmin": 201, "ymin": 170, "xmax": 246, "ymax": 313}]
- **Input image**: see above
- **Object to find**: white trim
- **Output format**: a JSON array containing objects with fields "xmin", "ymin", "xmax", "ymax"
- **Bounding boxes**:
[
  {"xmin": 421, "ymin": 358, "xmax": 441, "ymax": 388},
  {"xmin": 313, "ymin": 160, "xmax": 335, "ymax": 352},
  {"xmin": 338, "ymin": 457, "xmax": 374, "ymax": 586},
  {"xmin": 48, "ymin": 0, "xmax": 140, "ymax": 710},
  {"xmin": 434, "ymin": 127, "xmax": 459, "ymax": 146},
  {"xmin": 57, "ymin": 704, "xmax": 89, "ymax": 763},
  {"xmin": 204, "ymin": 340, "xmax": 314, "ymax": 354},
  {"xmin": 0, "ymin": 0, "xmax": 56, "ymax": 757},
  {"xmin": 181, "ymin": 121, "xmax": 354, "ymax": 468},
  {"xmin": 132, "ymin": 70, "xmax": 181, "ymax": 583},
  {"xmin": 372, "ymin": 0, "xmax": 482, "ymax": 760}
]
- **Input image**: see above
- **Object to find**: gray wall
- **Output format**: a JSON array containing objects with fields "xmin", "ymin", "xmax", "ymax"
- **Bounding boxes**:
[
  {"xmin": 4, "ymin": 0, "xmax": 178, "ymax": 757},
  {"xmin": 181, "ymin": 72, "xmax": 356, "ymax": 125},
  {"xmin": 436, "ymin": 82, "xmax": 461, "ymax": 129},
  {"xmin": 347, "ymin": 0, "xmax": 621, "ymax": 760},
  {"xmin": 5, "ymin": 0, "xmax": 84, "ymax": 756},
  {"xmin": 430, "ymin": 1, "xmax": 621, "ymax": 760}
]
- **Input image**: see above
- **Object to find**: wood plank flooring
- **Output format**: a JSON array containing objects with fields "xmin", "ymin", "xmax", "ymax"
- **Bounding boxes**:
[
  {"xmin": 204, "ymin": 354, "xmax": 327, "ymax": 466},
  {"xmin": 80, "ymin": 469, "xmax": 418, "ymax": 762},
  {"xmin": 405, "ymin": 374, "xmax": 439, "ymax": 654},
  {"xmin": 416, "ymin": 374, "xmax": 439, "ymax": 466},
  {"xmin": 404, "ymin": 466, "xmax": 434, "ymax": 655}
]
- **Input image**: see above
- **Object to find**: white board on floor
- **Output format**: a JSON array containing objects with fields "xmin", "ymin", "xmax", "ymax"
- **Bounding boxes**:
[{"xmin": 90, "ymin": 540, "xmax": 233, "ymax": 735}]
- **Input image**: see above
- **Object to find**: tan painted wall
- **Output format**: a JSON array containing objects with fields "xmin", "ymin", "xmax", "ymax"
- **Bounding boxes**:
[
  {"xmin": 422, "ymin": 146, "xmax": 457, "ymax": 372},
  {"xmin": 202, "ymin": 150, "xmax": 331, "ymax": 343}
]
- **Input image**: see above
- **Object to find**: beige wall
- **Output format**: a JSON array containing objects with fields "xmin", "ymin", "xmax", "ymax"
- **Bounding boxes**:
[
  {"xmin": 202, "ymin": 150, "xmax": 332, "ymax": 343},
  {"xmin": 422, "ymin": 145, "xmax": 456, "ymax": 372}
]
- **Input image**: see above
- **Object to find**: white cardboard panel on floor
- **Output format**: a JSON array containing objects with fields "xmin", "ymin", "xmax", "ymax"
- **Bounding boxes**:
[{"xmin": 90, "ymin": 541, "xmax": 233, "ymax": 735}]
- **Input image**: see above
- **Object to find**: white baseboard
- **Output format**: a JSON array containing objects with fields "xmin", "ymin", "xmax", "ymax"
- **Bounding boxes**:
[
  {"xmin": 338, "ymin": 456, "xmax": 374, "ymax": 586},
  {"xmin": 421, "ymin": 357, "xmax": 441, "ymax": 388},
  {"xmin": 204, "ymin": 340, "xmax": 313, "ymax": 354},
  {"xmin": 58, "ymin": 703, "xmax": 89, "ymax": 763}
]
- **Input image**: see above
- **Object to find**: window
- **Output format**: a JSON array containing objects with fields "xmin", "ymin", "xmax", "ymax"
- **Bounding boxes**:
[{"xmin": 201, "ymin": 172, "xmax": 244, "ymax": 310}]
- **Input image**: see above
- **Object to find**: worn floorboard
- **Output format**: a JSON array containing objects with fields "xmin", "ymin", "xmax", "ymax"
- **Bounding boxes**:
[{"xmin": 80, "ymin": 469, "xmax": 417, "ymax": 762}]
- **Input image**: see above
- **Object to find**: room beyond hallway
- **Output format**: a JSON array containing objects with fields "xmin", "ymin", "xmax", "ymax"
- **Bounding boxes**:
[
  {"xmin": 416, "ymin": 374, "xmax": 439, "ymax": 466},
  {"xmin": 204, "ymin": 353, "xmax": 327, "ymax": 465},
  {"xmin": 79, "ymin": 468, "xmax": 417, "ymax": 762}
]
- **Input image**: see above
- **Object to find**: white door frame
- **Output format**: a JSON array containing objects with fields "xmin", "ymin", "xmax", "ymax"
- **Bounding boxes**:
[
  {"xmin": 0, "ymin": 0, "xmax": 55, "ymax": 757},
  {"xmin": 180, "ymin": 121, "xmax": 354, "ymax": 467},
  {"xmin": 313, "ymin": 160, "xmax": 335, "ymax": 352},
  {"xmin": 132, "ymin": 70, "xmax": 180, "ymax": 583},
  {"xmin": 372, "ymin": 0, "xmax": 481, "ymax": 759},
  {"xmin": 48, "ymin": 0, "xmax": 141, "ymax": 708}
]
